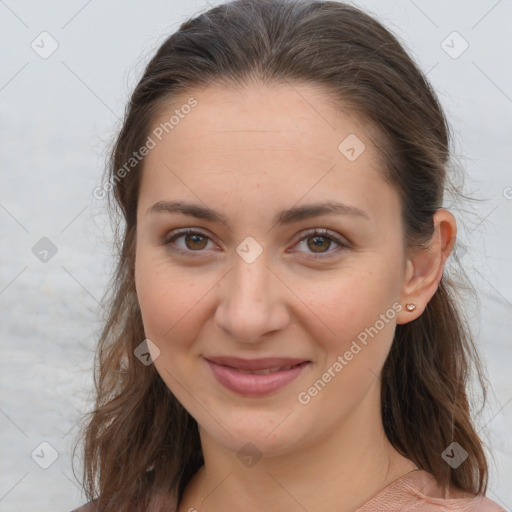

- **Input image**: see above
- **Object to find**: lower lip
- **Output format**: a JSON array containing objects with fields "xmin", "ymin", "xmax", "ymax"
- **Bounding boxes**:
[{"xmin": 205, "ymin": 359, "xmax": 311, "ymax": 396}]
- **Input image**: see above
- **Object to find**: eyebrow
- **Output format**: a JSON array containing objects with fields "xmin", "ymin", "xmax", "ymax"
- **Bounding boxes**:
[{"xmin": 146, "ymin": 199, "xmax": 369, "ymax": 229}]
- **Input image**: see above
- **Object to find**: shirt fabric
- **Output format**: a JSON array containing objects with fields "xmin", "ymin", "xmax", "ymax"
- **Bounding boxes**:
[
  {"xmin": 356, "ymin": 469, "xmax": 507, "ymax": 511},
  {"xmin": 73, "ymin": 469, "xmax": 507, "ymax": 512}
]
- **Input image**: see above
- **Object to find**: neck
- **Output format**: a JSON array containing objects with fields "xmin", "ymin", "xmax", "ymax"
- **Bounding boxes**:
[{"xmin": 179, "ymin": 382, "xmax": 417, "ymax": 512}]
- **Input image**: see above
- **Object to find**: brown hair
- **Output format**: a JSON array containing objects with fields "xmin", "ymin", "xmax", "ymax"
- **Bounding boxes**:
[{"xmin": 74, "ymin": 0, "xmax": 492, "ymax": 509}]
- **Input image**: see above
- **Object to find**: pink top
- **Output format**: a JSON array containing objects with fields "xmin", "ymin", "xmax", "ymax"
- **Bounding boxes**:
[
  {"xmin": 73, "ymin": 469, "xmax": 507, "ymax": 512},
  {"xmin": 356, "ymin": 470, "xmax": 507, "ymax": 511}
]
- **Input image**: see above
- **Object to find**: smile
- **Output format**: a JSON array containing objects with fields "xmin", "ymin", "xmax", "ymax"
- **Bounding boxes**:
[
  {"xmin": 233, "ymin": 364, "xmax": 301, "ymax": 374},
  {"xmin": 204, "ymin": 357, "xmax": 312, "ymax": 396}
]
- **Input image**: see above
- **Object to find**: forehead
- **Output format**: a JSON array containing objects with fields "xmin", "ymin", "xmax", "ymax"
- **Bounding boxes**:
[
  {"xmin": 148, "ymin": 82, "xmax": 369, "ymax": 163},
  {"xmin": 138, "ymin": 82, "xmax": 400, "ymax": 226}
]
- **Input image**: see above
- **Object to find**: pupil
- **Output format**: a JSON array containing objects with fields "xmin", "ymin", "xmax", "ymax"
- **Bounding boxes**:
[
  {"xmin": 187, "ymin": 234, "xmax": 206, "ymax": 250},
  {"xmin": 309, "ymin": 236, "xmax": 329, "ymax": 252},
  {"xmin": 184, "ymin": 234, "xmax": 331, "ymax": 253}
]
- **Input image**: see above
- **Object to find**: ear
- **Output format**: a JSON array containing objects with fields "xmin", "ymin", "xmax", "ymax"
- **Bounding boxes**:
[{"xmin": 396, "ymin": 209, "xmax": 457, "ymax": 325}]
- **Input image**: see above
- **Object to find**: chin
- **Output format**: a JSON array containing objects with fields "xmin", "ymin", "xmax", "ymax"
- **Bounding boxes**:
[{"xmin": 198, "ymin": 408, "xmax": 311, "ymax": 459}]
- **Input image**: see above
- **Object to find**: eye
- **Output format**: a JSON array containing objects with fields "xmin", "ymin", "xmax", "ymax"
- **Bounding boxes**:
[
  {"xmin": 161, "ymin": 227, "xmax": 350, "ymax": 259},
  {"xmin": 292, "ymin": 228, "xmax": 350, "ymax": 259},
  {"xmin": 162, "ymin": 228, "xmax": 216, "ymax": 257}
]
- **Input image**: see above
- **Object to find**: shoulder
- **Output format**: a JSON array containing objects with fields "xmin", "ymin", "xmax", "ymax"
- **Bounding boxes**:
[
  {"xmin": 420, "ymin": 494, "xmax": 507, "ymax": 511},
  {"xmin": 357, "ymin": 470, "xmax": 508, "ymax": 512},
  {"xmin": 462, "ymin": 494, "xmax": 508, "ymax": 512},
  {"xmin": 399, "ymin": 474, "xmax": 508, "ymax": 512}
]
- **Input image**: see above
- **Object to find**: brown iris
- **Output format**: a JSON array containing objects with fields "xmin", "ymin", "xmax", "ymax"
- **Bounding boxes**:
[
  {"xmin": 307, "ymin": 235, "xmax": 331, "ymax": 253},
  {"xmin": 184, "ymin": 233, "xmax": 208, "ymax": 250}
]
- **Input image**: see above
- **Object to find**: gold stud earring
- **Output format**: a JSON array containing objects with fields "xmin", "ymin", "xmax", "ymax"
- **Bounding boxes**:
[{"xmin": 405, "ymin": 303, "xmax": 416, "ymax": 312}]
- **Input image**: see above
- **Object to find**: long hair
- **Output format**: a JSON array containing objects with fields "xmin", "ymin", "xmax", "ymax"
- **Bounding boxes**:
[{"xmin": 74, "ymin": 1, "xmax": 491, "ymax": 509}]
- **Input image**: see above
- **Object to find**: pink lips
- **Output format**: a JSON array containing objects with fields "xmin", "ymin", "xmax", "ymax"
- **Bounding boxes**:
[{"xmin": 204, "ymin": 356, "xmax": 311, "ymax": 396}]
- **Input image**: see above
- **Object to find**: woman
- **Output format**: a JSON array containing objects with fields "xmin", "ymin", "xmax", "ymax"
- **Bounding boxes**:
[{"xmin": 73, "ymin": 0, "xmax": 505, "ymax": 510}]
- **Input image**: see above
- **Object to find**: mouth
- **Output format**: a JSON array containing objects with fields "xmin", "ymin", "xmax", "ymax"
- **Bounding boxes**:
[
  {"xmin": 204, "ymin": 355, "xmax": 310, "ymax": 371},
  {"xmin": 227, "ymin": 362, "xmax": 306, "ymax": 375},
  {"xmin": 203, "ymin": 356, "xmax": 312, "ymax": 396}
]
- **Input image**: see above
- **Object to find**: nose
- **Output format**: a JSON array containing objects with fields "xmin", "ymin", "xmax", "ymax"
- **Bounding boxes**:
[{"xmin": 214, "ymin": 249, "xmax": 290, "ymax": 344}]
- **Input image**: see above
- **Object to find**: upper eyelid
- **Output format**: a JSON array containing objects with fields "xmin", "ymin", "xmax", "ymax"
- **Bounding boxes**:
[
  {"xmin": 163, "ymin": 227, "xmax": 214, "ymax": 244},
  {"xmin": 164, "ymin": 227, "xmax": 349, "ymax": 252}
]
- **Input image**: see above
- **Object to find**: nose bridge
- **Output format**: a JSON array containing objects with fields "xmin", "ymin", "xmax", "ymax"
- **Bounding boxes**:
[
  {"xmin": 214, "ymin": 245, "xmax": 288, "ymax": 342},
  {"xmin": 232, "ymin": 248, "xmax": 270, "ymax": 302}
]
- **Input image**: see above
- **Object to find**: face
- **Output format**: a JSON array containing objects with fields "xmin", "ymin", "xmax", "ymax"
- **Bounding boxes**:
[{"xmin": 135, "ymin": 82, "xmax": 408, "ymax": 456}]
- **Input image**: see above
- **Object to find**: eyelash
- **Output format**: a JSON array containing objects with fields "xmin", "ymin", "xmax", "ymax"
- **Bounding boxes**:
[{"xmin": 162, "ymin": 228, "xmax": 350, "ymax": 260}]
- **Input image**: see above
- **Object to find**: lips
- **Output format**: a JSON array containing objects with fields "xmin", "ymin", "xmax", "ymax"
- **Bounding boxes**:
[
  {"xmin": 204, "ymin": 356, "xmax": 310, "ymax": 372},
  {"xmin": 203, "ymin": 356, "xmax": 312, "ymax": 396},
  {"xmin": 234, "ymin": 364, "xmax": 301, "ymax": 375}
]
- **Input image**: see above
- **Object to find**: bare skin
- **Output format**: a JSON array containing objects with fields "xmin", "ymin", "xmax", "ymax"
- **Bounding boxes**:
[{"xmin": 134, "ymin": 82, "xmax": 457, "ymax": 512}]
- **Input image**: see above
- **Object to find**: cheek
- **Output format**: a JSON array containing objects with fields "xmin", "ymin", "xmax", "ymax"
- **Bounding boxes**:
[
  {"xmin": 295, "ymin": 267, "xmax": 398, "ymax": 354},
  {"xmin": 135, "ymin": 252, "xmax": 186, "ymax": 343},
  {"xmin": 135, "ymin": 267, "xmax": 201, "ymax": 397},
  {"xmin": 135, "ymin": 252, "xmax": 214, "ymax": 361},
  {"xmin": 300, "ymin": 274, "xmax": 399, "ymax": 417}
]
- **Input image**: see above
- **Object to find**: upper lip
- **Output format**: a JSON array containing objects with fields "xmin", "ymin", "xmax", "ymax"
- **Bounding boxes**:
[{"xmin": 204, "ymin": 356, "xmax": 310, "ymax": 371}]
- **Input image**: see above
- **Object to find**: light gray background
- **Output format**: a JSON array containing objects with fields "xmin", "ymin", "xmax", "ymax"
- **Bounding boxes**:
[{"xmin": 0, "ymin": 1, "xmax": 511, "ymax": 510}]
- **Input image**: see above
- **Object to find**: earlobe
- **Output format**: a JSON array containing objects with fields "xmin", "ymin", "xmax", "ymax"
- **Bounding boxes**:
[{"xmin": 396, "ymin": 209, "xmax": 457, "ymax": 325}]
